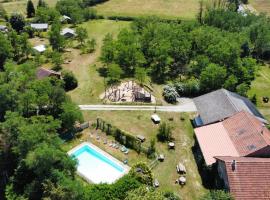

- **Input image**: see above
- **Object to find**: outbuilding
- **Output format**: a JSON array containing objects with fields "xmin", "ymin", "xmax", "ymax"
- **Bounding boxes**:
[
  {"xmin": 61, "ymin": 28, "xmax": 76, "ymax": 38},
  {"xmin": 33, "ymin": 44, "xmax": 46, "ymax": 53},
  {"xmin": 30, "ymin": 23, "xmax": 49, "ymax": 31}
]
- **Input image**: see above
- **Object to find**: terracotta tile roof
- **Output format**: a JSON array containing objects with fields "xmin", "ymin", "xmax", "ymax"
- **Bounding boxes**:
[
  {"xmin": 223, "ymin": 111, "xmax": 270, "ymax": 156},
  {"xmin": 195, "ymin": 111, "xmax": 270, "ymax": 165},
  {"xmin": 215, "ymin": 156, "xmax": 270, "ymax": 200},
  {"xmin": 36, "ymin": 67, "xmax": 61, "ymax": 79},
  {"xmin": 194, "ymin": 123, "xmax": 239, "ymax": 165}
]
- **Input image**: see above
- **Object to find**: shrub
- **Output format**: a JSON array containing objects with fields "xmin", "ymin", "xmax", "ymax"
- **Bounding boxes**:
[
  {"xmin": 157, "ymin": 122, "xmax": 172, "ymax": 142},
  {"xmin": 174, "ymin": 78, "xmax": 200, "ymax": 97},
  {"xmin": 62, "ymin": 70, "xmax": 78, "ymax": 91},
  {"xmin": 130, "ymin": 162, "xmax": 153, "ymax": 185},
  {"xmin": 163, "ymin": 85, "xmax": 179, "ymax": 104},
  {"xmin": 200, "ymin": 190, "xmax": 234, "ymax": 200},
  {"xmin": 147, "ymin": 139, "xmax": 156, "ymax": 158}
]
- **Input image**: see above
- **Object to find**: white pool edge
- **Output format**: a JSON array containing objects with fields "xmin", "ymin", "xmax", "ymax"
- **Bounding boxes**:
[{"xmin": 68, "ymin": 142, "xmax": 130, "ymax": 184}]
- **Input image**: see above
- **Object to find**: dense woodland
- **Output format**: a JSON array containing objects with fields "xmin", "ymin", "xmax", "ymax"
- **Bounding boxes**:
[
  {"xmin": 100, "ymin": 1, "xmax": 270, "ymax": 102},
  {"xmin": 0, "ymin": 0, "xmax": 268, "ymax": 199}
]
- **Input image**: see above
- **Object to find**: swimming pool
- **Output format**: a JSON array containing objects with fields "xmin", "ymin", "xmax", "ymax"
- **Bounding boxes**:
[{"xmin": 68, "ymin": 142, "xmax": 129, "ymax": 184}]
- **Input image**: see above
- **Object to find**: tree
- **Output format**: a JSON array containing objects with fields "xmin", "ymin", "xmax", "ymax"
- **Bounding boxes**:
[
  {"xmin": 0, "ymin": 33, "xmax": 12, "ymax": 68},
  {"xmin": 62, "ymin": 70, "xmax": 78, "ymax": 91},
  {"xmin": 130, "ymin": 162, "xmax": 153, "ymax": 185},
  {"xmin": 223, "ymin": 75, "xmax": 238, "ymax": 92},
  {"xmin": 163, "ymin": 85, "xmax": 179, "ymax": 104},
  {"xmin": 157, "ymin": 122, "xmax": 172, "ymax": 142},
  {"xmin": 125, "ymin": 186, "xmax": 164, "ymax": 200},
  {"xmin": 200, "ymin": 63, "xmax": 227, "ymax": 92},
  {"xmin": 49, "ymin": 22, "xmax": 65, "ymax": 51},
  {"xmin": 135, "ymin": 67, "xmax": 147, "ymax": 85},
  {"xmin": 51, "ymin": 51, "xmax": 63, "ymax": 71},
  {"xmin": 9, "ymin": 13, "xmax": 25, "ymax": 32},
  {"xmin": 76, "ymin": 27, "xmax": 88, "ymax": 46},
  {"xmin": 27, "ymin": 0, "xmax": 35, "ymax": 18},
  {"xmin": 37, "ymin": 0, "xmax": 47, "ymax": 8},
  {"xmin": 100, "ymin": 33, "xmax": 115, "ymax": 65},
  {"xmin": 107, "ymin": 64, "xmax": 123, "ymax": 84},
  {"xmin": 147, "ymin": 139, "xmax": 156, "ymax": 158},
  {"xmin": 236, "ymin": 83, "xmax": 249, "ymax": 97},
  {"xmin": 60, "ymin": 101, "xmax": 83, "ymax": 131}
]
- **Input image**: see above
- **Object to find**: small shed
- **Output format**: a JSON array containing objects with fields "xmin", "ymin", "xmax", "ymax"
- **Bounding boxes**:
[
  {"xmin": 36, "ymin": 67, "xmax": 61, "ymax": 79},
  {"xmin": 61, "ymin": 28, "xmax": 76, "ymax": 38},
  {"xmin": 151, "ymin": 114, "xmax": 160, "ymax": 124},
  {"xmin": 30, "ymin": 23, "xmax": 48, "ymax": 31},
  {"xmin": 61, "ymin": 15, "xmax": 71, "ymax": 23},
  {"xmin": 33, "ymin": 44, "xmax": 46, "ymax": 53}
]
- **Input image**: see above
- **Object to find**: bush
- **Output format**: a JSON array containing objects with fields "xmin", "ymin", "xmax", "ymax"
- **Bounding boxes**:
[
  {"xmin": 174, "ymin": 78, "xmax": 200, "ymax": 97},
  {"xmin": 157, "ymin": 122, "xmax": 172, "ymax": 142},
  {"xmin": 62, "ymin": 70, "xmax": 78, "ymax": 91},
  {"xmin": 200, "ymin": 190, "xmax": 234, "ymax": 200},
  {"xmin": 147, "ymin": 139, "xmax": 156, "ymax": 158},
  {"xmin": 130, "ymin": 162, "xmax": 153, "ymax": 185},
  {"xmin": 163, "ymin": 85, "xmax": 179, "ymax": 104}
]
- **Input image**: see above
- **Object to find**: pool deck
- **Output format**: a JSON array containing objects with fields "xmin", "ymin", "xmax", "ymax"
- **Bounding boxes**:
[{"xmin": 68, "ymin": 142, "xmax": 130, "ymax": 184}]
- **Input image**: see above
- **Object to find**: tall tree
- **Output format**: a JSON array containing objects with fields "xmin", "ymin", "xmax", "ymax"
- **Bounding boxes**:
[
  {"xmin": 135, "ymin": 67, "xmax": 147, "ymax": 85},
  {"xmin": 9, "ymin": 13, "xmax": 25, "ymax": 32},
  {"xmin": 0, "ymin": 33, "xmax": 12, "ymax": 68},
  {"xmin": 49, "ymin": 22, "xmax": 65, "ymax": 51},
  {"xmin": 27, "ymin": 0, "xmax": 35, "ymax": 18},
  {"xmin": 76, "ymin": 27, "xmax": 88, "ymax": 46}
]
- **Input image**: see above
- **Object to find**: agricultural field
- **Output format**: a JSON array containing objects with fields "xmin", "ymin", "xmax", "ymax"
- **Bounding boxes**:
[
  {"xmin": 250, "ymin": 0, "xmax": 270, "ymax": 15},
  {"xmin": 73, "ymin": 110, "xmax": 207, "ymax": 200},
  {"xmin": 94, "ymin": 0, "xmax": 200, "ymax": 19},
  {"xmin": 1, "ymin": 0, "xmax": 57, "ymax": 14},
  {"xmin": 248, "ymin": 64, "xmax": 270, "ymax": 120}
]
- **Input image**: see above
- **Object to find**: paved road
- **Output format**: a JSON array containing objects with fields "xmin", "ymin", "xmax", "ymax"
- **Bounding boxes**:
[{"xmin": 79, "ymin": 101, "xmax": 197, "ymax": 112}]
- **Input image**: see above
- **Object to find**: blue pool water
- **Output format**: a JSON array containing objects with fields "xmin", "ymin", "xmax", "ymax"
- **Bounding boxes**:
[{"xmin": 70, "ymin": 144, "xmax": 127, "ymax": 184}]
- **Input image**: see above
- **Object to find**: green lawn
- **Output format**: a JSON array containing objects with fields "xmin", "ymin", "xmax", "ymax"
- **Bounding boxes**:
[
  {"xmin": 250, "ymin": 0, "xmax": 270, "ymax": 15},
  {"xmin": 79, "ymin": 110, "xmax": 207, "ymax": 200},
  {"xmin": 1, "ymin": 0, "xmax": 57, "ymax": 14},
  {"xmin": 94, "ymin": 0, "xmax": 200, "ymax": 20},
  {"xmin": 64, "ymin": 20, "xmax": 131, "ymax": 104},
  {"xmin": 248, "ymin": 64, "xmax": 270, "ymax": 120}
]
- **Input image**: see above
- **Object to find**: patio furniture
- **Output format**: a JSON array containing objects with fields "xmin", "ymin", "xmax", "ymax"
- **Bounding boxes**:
[
  {"xmin": 158, "ymin": 154, "xmax": 165, "ymax": 161},
  {"xmin": 179, "ymin": 176, "xmax": 186, "ymax": 185},
  {"xmin": 123, "ymin": 159, "xmax": 128, "ymax": 164},
  {"xmin": 168, "ymin": 142, "xmax": 175, "ymax": 149},
  {"xmin": 124, "ymin": 149, "xmax": 129, "ymax": 154},
  {"xmin": 177, "ymin": 163, "xmax": 186, "ymax": 174}
]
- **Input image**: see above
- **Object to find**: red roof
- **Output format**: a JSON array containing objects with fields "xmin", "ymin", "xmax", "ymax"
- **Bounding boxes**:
[
  {"xmin": 216, "ymin": 156, "xmax": 270, "ymax": 200},
  {"xmin": 36, "ymin": 67, "xmax": 61, "ymax": 79},
  {"xmin": 223, "ymin": 111, "xmax": 270, "ymax": 156},
  {"xmin": 194, "ymin": 111, "xmax": 270, "ymax": 165}
]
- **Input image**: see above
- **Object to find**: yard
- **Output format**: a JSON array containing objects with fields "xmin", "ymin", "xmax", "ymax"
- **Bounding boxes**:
[
  {"xmin": 94, "ymin": 0, "xmax": 200, "ymax": 19},
  {"xmin": 65, "ymin": 110, "xmax": 207, "ymax": 200},
  {"xmin": 63, "ymin": 19, "xmax": 131, "ymax": 104},
  {"xmin": 248, "ymin": 64, "xmax": 270, "ymax": 121},
  {"xmin": 250, "ymin": 0, "xmax": 270, "ymax": 15},
  {"xmin": 1, "ymin": 0, "xmax": 57, "ymax": 14}
]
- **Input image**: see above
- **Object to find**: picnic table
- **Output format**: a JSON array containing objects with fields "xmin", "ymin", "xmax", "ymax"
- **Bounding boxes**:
[
  {"xmin": 137, "ymin": 135, "xmax": 146, "ymax": 142},
  {"xmin": 177, "ymin": 162, "xmax": 186, "ymax": 174}
]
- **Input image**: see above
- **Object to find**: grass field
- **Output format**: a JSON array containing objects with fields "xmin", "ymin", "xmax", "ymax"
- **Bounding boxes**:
[
  {"xmin": 63, "ymin": 20, "xmax": 131, "ymax": 104},
  {"xmin": 79, "ymin": 110, "xmax": 206, "ymax": 200},
  {"xmin": 94, "ymin": 0, "xmax": 200, "ymax": 19},
  {"xmin": 250, "ymin": 0, "xmax": 270, "ymax": 15},
  {"xmin": 248, "ymin": 64, "xmax": 270, "ymax": 120},
  {"xmin": 1, "ymin": 0, "xmax": 57, "ymax": 14}
]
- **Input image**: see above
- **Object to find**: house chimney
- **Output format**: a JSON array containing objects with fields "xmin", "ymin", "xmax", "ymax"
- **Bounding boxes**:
[
  {"xmin": 261, "ymin": 124, "xmax": 266, "ymax": 135},
  {"xmin": 231, "ymin": 160, "xmax": 236, "ymax": 171}
]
